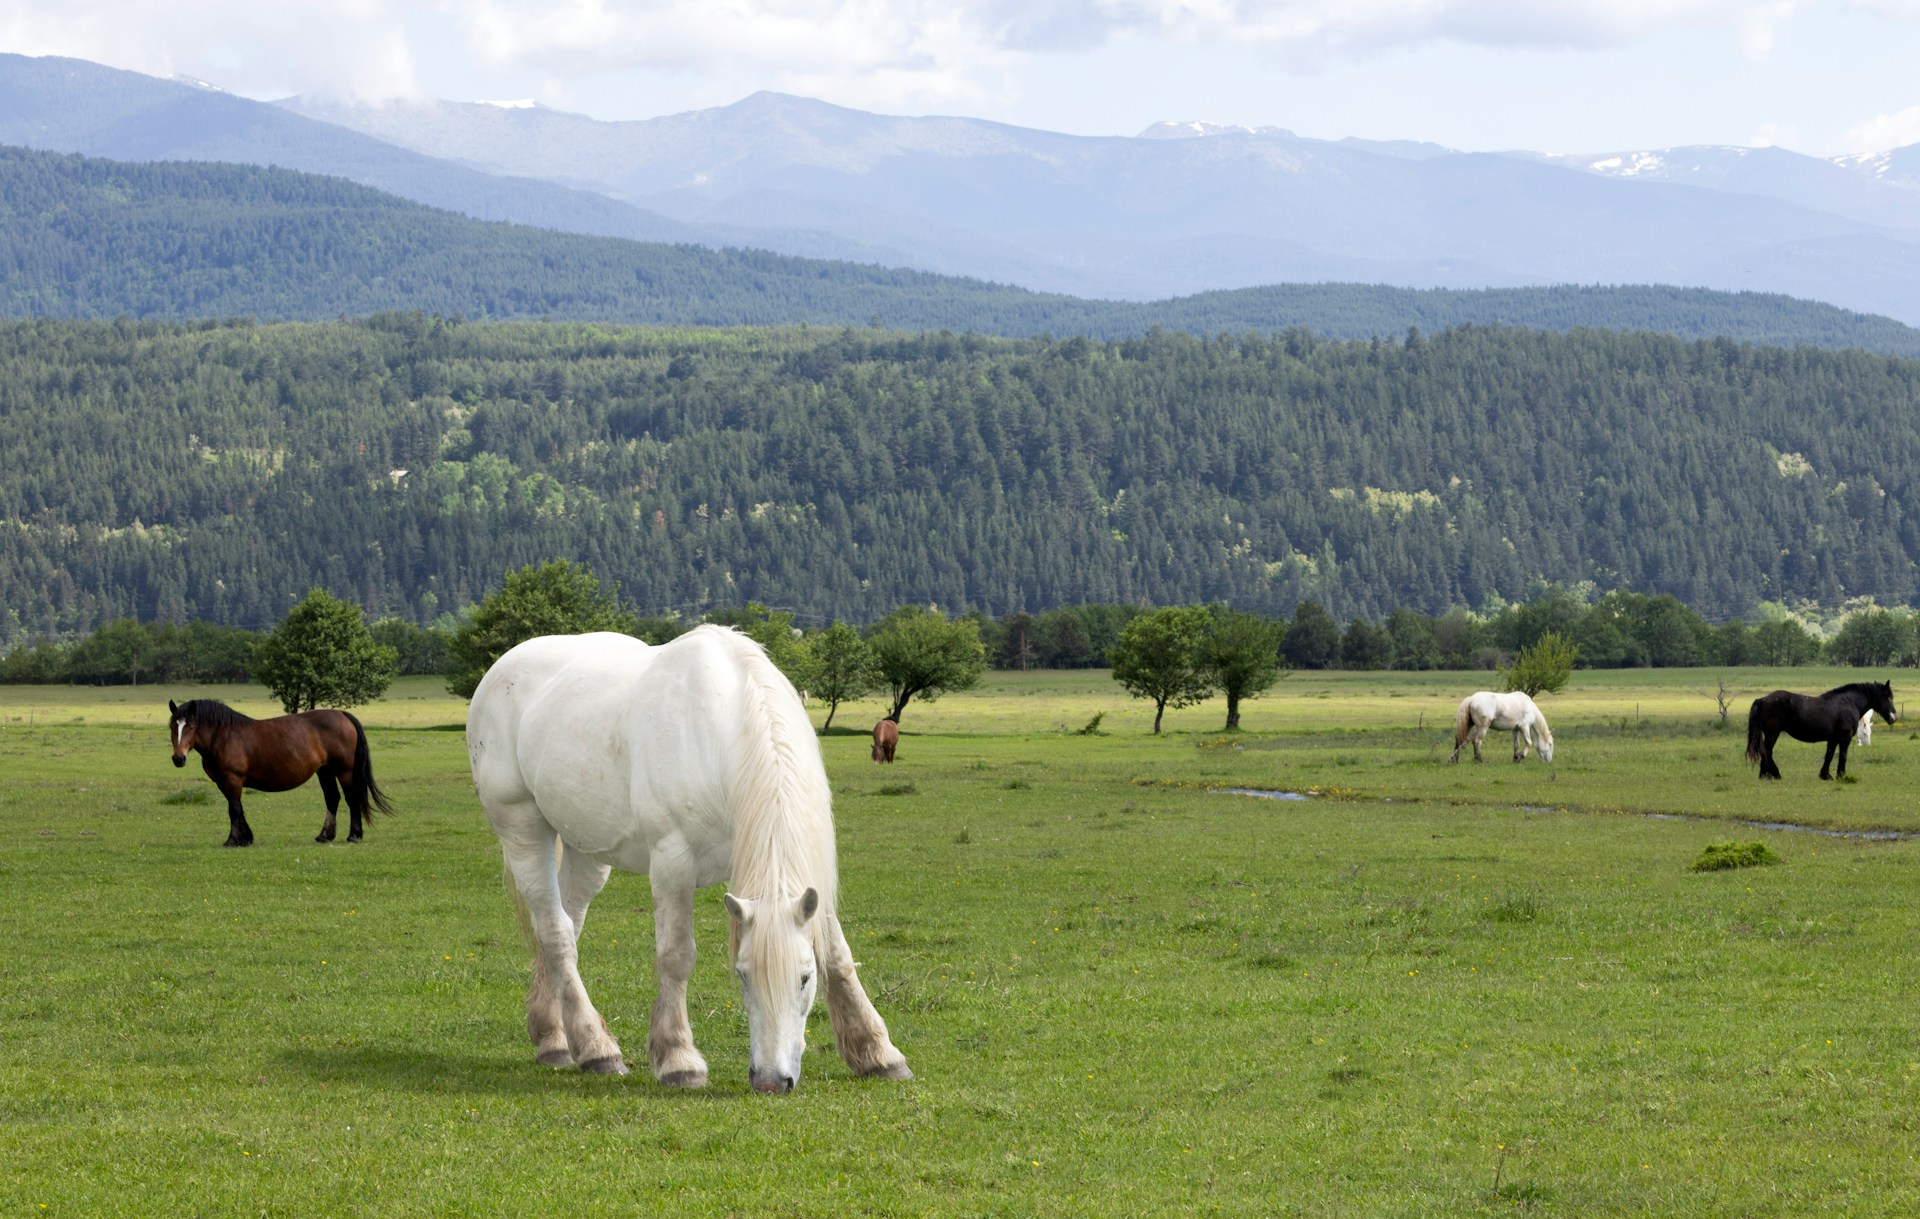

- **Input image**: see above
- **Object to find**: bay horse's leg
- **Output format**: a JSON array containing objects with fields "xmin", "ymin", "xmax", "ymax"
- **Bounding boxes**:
[
  {"xmin": 819, "ymin": 915, "xmax": 912, "ymax": 1080},
  {"xmin": 646, "ymin": 862, "xmax": 708, "ymax": 1088},
  {"xmin": 502, "ymin": 831, "xmax": 626, "ymax": 1075},
  {"xmin": 220, "ymin": 779, "xmax": 254, "ymax": 847},
  {"xmin": 316, "ymin": 772, "xmax": 341, "ymax": 844}
]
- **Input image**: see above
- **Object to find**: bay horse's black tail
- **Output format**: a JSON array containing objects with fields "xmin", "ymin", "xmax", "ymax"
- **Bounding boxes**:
[
  {"xmin": 1745, "ymin": 698, "xmax": 1765, "ymax": 767},
  {"xmin": 344, "ymin": 711, "xmax": 395, "ymax": 817}
]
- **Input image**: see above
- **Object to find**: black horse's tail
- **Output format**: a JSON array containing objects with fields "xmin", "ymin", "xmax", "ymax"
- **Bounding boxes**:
[
  {"xmin": 344, "ymin": 711, "xmax": 396, "ymax": 816},
  {"xmin": 1745, "ymin": 698, "xmax": 1766, "ymax": 767}
]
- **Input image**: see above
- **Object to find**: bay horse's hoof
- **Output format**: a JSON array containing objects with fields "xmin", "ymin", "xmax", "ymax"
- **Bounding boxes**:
[
  {"xmin": 222, "ymin": 839, "xmax": 252, "ymax": 848},
  {"xmin": 346, "ymin": 834, "xmax": 364, "ymax": 843},
  {"xmin": 580, "ymin": 1055, "xmax": 630, "ymax": 1076},
  {"xmin": 315, "ymin": 833, "xmax": 333, "ymax": 844},
  {"xmin": 657, "ymin": 1068, "xmax": 706, "ymax": 1088},
  {"xmin": 535, "ymin": 1048, "xmax": 576, "ymax": 1067}
]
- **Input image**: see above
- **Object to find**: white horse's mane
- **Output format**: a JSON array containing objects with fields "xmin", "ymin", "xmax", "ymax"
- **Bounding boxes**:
[{"xmin": 712, "ymin": 627, "xmax": 840, "ymax": 934}]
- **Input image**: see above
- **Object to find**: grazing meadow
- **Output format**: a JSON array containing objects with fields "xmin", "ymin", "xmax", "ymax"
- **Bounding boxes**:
[{"xmin": 4, "ymin": 667, "xmax": 1920, "ymax": 1215}]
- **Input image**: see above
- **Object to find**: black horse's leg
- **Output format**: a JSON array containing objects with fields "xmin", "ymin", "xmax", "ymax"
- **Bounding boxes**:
[
  {"xmin": 1760, "ymin": 731, "xmax": 1783, "ymax": 780},
  {"xmin": 1819, "ymin": 739, "xmax": 1838, "ymax": 780},
  {"xmin": 221, "ymin": 783, "xmax": 254, "ymax": 847},
  {"xmin": 1833, "ymin": 737, "xmax": 1853, "ymax": 780},
  {"xmin": 316, "ymin": 772, "xmax": 341, "ymax": 843}
]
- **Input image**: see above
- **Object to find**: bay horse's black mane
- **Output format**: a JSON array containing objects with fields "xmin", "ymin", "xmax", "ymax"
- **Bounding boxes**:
[{"xmin": 178, "ymin": 699, "xmax": 256, "ymax": 730}]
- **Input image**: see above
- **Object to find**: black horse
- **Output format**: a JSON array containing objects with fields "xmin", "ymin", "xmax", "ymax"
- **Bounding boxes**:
[{"xmin": 1746, "ymin": 682, "xmax": 1896, "ymax": 781}]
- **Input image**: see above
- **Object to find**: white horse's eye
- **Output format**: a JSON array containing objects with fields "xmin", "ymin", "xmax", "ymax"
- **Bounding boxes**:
[{"xmin": 800, "ymin": 973, "xmax": 812, "ymax": 991}]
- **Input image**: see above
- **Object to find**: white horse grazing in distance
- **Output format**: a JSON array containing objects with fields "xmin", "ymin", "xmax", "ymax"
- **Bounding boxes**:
[
  {"xmin": 466, "ymin": 627, "xmax": 912, "ymax": 1093},
  {"xmin": 1447, "ymin": 690, "xmax": 1555, "ymax": 764},
  {"xmin": 1857, "ymin": 709, "xmax": 1875, "ymax": 747}
]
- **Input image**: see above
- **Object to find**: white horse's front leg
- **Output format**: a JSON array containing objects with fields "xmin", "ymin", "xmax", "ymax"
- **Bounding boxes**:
[
  {"xmin": 820, "ymin": 915, "xmax": 912, "ymax": 1080},
  {"xmin": 1512, "ymin": 726, "xmax": 1529, "ymax": 762},
  {"xmin": 647, "ymin": 863, "xmax": 708, "ymax": 1087},
  {"xmin": 504, "ymin": 835, "xmax": 627, "ymax": 1075}
]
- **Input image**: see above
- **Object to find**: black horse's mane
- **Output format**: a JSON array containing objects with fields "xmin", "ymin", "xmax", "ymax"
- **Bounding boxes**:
[
  {"xmin": 1820, "ymin": 681, "xmax": 1888, "ymax": 701},
  {"xmin": 181, "ymin": 699, "xmax": 256, "ymax": 729}
]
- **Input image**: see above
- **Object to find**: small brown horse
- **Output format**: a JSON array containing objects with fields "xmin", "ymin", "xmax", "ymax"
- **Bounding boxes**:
[
  {"xmin": 871, "ymin": 718, "xmax": 899, "ymax": 763},
  {"xmin": 169, "ymin": 699, "xmax": 393, "ymax": 846}
]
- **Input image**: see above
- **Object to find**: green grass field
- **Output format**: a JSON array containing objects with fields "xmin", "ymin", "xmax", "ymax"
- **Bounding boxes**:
[{"xmin": 4, "ymin": 669, "xmax": 1920, "ymax": 1216}]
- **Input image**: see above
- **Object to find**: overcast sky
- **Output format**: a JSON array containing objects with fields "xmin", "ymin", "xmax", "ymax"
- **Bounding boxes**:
[{"xmin": 4, "ymin": 1, "xmax": 1918, "ymax": 156}]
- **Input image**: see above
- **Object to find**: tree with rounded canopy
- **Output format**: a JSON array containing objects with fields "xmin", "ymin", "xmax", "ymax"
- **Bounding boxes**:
[
  {"xmin": 1500, "ymin": 630, "xmax": 1579, "ymax": 698},
  {"xmin": 252, "ymin": 589, "xmax": 397, "ymax": 713},
  {"xmin": 1110, "ymin": 605, "xmax": 1216, "ymax": 733},
  {"xmin": 866, "ymin": 606, "xmax": 988, "ymax": 724},
  {"xmin": 1196, "ymin": 607, "xmax": 1287, "ymax": 731},
  {"xmin": 799, "ymin": 620, "xmax": 880, "ymax": 732},
  {"xmin": 445, "ymin": 560, "xmax": 636, "ymax": 698}
]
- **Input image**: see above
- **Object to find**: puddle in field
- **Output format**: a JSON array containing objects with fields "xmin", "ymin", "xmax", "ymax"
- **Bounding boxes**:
[
  {"xmin": 1221, "ymin": 789, "xmax": 1919, "ymax": 841},
  {"xmin": 1642, "ymin": 812, "xmax": 1920, "ymax": 842}
]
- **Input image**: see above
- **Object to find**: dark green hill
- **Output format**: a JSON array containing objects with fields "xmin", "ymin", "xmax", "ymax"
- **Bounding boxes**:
[
  {"xmin": 4, "ymin": 317, "xmax": 1918, "ymax": 639},
  {"xmin": 3, "ymin": 145, "xmax": 1920, "ymax": 355}
]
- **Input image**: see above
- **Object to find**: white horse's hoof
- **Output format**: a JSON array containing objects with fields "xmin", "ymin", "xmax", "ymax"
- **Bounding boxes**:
[
  {"xmin": 860, "ymin": 1060, "xmax": 914, "ymax": 1081},
  {"xmin": 658, "ymin": 1068, "xmax": 707, "ymax": 1088},
  {"xmin": 579, "ymin": 1055, "xmax": 629, "ymax": 1076},
  {"xmin": 535, "ymin": 1048, "xmax": 575, "ymax": 1067}
]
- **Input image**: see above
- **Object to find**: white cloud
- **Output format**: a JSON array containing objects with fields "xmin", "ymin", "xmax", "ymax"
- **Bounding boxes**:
[
  {"xmin": 0, "ymin": 0, "xmax": 1866, "ymax": 110},
  {"xmin": 1842, "ymin": 104, "xmax": 1920, "ymax": 153},
  {"xmin": 0, "ymin": 0, "xmax": 421, "ymax": 100}
]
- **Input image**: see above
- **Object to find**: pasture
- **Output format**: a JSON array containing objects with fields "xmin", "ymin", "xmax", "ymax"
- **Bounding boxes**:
[{"xmin": 4, "ymin": 667, "xmax": 1920, "ymax": 1216}]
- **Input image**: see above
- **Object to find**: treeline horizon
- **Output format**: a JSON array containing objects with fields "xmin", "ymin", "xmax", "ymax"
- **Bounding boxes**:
[
  {"xmin": 8, "ymin": 585, "xmax": 1916, "ymax": 689},
  {"xmin": 9, "ymin": 317, "xmax": 1920, "ymax": 641}
]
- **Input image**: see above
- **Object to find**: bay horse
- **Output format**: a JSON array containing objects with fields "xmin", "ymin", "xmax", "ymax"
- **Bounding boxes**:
[
  {"xmin": 871, "ymin": 718, "xmax": 899, "ymax": 763},
  {"xmin": 168, "ymin": 699, "xmax": 393, "ymax": 846},
  {"xmin": 1746, "ymin": 681, "xmax": 1895, "ymax": 780},
  {"xmin": 1447, "ymin": 690, "xmax": 1555, "ymax": 764},
  {"xmin": 466, "ymin": 627, "xmax": 912, "ymax": 1093}
]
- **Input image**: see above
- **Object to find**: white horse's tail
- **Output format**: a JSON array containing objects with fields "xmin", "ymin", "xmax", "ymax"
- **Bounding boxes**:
[{"xmin": 1453, "ymin": 697, "xmax": 1474, "ymax": 750}]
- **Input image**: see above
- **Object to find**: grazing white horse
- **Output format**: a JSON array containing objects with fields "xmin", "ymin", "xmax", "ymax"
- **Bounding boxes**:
[
  {"xmin": 1857, "ymin": 709, "xmax": 1875, "ymax": 747},
  {"xmin": 1447, "ymin": 690, "xmax": 1555, "ymax": 764},
  {"xmin": 466, "ymin": 627, "xmax": 911, "ymax": 1093}
]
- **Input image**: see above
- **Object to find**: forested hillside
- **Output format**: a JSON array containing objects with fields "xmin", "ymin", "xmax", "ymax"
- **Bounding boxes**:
[
  {"xmin": 3, "ymin": 317, "xmax": 1919, "ymax": 641},
  {"xmin": 4, "ymin": 145, "xmax": 1920, "ymax": 355}
]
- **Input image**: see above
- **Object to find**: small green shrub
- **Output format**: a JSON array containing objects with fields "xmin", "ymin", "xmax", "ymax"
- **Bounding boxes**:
[
  {"xmin": 1076, "ymin": 712, "xmax": 1106, "ymax": 736},
  {"xmin": 1003, "ymin": 777, "xmax": 1031, "ymax": 790},
  {"xmin": 1690, "ymin": 840, "xmax": 1781, "ymax": 872},
  {"xmin": 876, "ymin": 782, "xmax": 917, "ymax": 797},
  {"xmin": 1484, "ymin": 891, "xmax": 1543, "ymax": 924},
  {"xmin": 159, "ymin": 788, "xmax": 213, "ymax": 806}
]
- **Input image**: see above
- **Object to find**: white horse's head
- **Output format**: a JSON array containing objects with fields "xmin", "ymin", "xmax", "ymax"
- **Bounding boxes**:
[
  {"xmin": 1537, "ymin": 725, "xmax": 1555, "ymax": 764},
  {"xmin": 724, "ymin": 888, "xmax": 820, "ymax": 1094}
]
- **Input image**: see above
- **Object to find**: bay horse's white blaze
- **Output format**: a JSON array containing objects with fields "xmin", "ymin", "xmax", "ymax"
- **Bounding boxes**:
[
  {"xmin": 1447, "ymin": 690, "xmax": 1555, "ymax": 764},
  {"xmin": 466, "ymin": 627, "xmax": 911, "ymax": 1093}
]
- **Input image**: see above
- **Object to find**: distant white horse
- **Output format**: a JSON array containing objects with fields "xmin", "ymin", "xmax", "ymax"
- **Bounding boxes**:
[
  {"xmin": 1447, "ymin": 690, "xmax": 1555, "ymax": 764},
  {"xmin": 1857, "ymin": 709, "xmax": 1875, "ymax": 747},
  {"xmin": 466, "ymin": 626, "xmax": 912, "ymax": 1093}
]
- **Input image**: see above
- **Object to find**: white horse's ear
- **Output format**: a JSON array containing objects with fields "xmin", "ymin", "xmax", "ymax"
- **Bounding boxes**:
[
  {"xmin": 795, "ymin": 888, "xmax": 819, "ymax": 925},
  {"xmin": 723, "ymin": 893, "xmax": 753, "ymax": 925}
]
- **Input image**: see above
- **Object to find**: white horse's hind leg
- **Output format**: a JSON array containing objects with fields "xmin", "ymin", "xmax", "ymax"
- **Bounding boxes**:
[
  {"xmin": 1512, "ymin": 725, "xmax": 1529, "ymax": 762},
  {"xmin": 503, "ymin": 834, "xmax": 627, "ymax": 1075},
  {"xmin": 820, "ymin": 916, "xmax": 912, "ymax": 1080},
  {"xmin": 646, "ymin": 865, "xmax": 709, "ymax": 1088},
  {"xmin": 530, "ymin": 846, "xmax": 613, "ymax": 1065}
]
